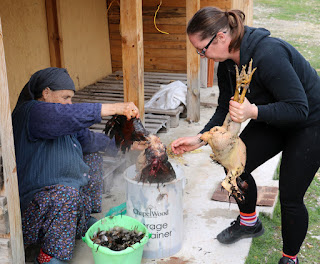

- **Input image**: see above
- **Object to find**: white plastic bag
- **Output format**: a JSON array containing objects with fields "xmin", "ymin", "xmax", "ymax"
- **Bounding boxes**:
[{"xmin": 145, "ymin": 81, "xmax": 187, "ymax": 110}]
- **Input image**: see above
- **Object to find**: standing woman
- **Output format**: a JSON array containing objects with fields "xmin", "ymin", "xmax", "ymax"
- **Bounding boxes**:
[
  {"xmin": 12, "ymin": 67, "xmax": 140, "ymax": 264},
  {"xmin": 171, "ymin": 7, "xmax": 320, "ymax": 264}
]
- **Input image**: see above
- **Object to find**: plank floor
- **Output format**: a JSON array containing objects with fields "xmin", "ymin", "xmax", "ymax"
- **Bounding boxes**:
[{"xmin": 73, "ymin": 71, "xmax": 187, "ymax": 134}]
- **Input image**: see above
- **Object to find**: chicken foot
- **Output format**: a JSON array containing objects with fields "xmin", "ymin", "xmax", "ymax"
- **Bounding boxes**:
[{"xmin": 201, "ymin": 59, "xmax": 256, "ymax": 203}]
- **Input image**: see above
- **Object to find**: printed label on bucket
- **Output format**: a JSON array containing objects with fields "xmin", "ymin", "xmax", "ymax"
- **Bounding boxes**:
[
  {"xmin": 125, "ymin": 164, "xmax": 185, "ymax": 259},
  {"xmin": 133, "ymin": 206, "xmax": 173, "ymax": 239}
]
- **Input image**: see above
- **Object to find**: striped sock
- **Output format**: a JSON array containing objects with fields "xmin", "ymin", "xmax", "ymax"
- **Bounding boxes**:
[
  {"xmin": 37, "ymin": 248, "xmax": 53, "ymax": 264},
  {"xmin": 240, "ymin": 211, "xmax": 257, "ymax": 226},
  {"xmin": 283, "ymin": 253, "xmax": 297, "ymax": 263}
]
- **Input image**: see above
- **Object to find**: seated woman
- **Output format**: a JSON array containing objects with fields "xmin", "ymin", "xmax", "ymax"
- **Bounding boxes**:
[{"xmin": 12, "ymin": 67, "xmax": 140, "ymax": 264}]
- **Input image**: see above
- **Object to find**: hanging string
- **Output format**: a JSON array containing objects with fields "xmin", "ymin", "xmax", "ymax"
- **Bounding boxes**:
[
  {"xmin": 154, "ymin": 0, "xmax": 169, "ymax": 34},
  {"xmin": 107, "ymin": 0, "xmax": 120, "ymax": 14}
]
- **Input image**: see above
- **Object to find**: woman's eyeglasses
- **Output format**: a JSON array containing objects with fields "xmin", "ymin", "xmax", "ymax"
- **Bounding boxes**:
[{"xmin": 196, "ymin": 33, "xmax": 217, "ymax": 56}]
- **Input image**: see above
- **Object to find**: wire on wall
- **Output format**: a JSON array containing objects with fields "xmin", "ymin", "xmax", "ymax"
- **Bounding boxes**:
[{"xmin": 154, "ymin": 0, "xmax": 169, "ymax": 34}]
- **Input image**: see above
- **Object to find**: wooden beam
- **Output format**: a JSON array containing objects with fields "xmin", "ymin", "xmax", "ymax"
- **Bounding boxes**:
[
  {"xmin": 186, "ymin": 0, "xmax": 200, "ymax": 122},
  {"xmin": 0, "ymin": 17, "xmax": 25, "ymax": 264},
  {"xmin": 232, "ymin": 0, "xmax": 253, "ymax": 26},
  {"xmin": 45, "ymin": 0, "xmax": 65, "ymax": 68},
  {"xmin": 207, "ymin": 58, "xmax": 215, "ymax": 87},
  {"xmin": 120, "ymin": 0, "xmax": 145, "ymax": 120}
]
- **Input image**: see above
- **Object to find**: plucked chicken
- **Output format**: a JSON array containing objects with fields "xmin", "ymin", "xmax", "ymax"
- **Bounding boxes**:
[
  {"xmin": 200, "ymin": 59, "xmax": 256, "ymax": 202},
  {"xmin": 104, "ymin": 115, "xmax": 176, "ymax": 184}
]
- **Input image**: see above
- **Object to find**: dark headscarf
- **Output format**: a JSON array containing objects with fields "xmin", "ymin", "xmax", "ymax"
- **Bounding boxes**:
[{"xmin": 13, "ymin": 67, "xmax": 75, "ymax": 112}]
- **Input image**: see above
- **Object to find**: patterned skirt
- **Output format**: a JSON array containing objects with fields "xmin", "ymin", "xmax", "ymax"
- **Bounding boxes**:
[
  {"xmin": 22, "ymin": 152, "xmax": 104, "ymax": 260},
  {"xmin": 82, "ymin": 152, "xmax": 104, "ymax": 213},
  {"xmin": 22, "ymin": 185, "xmax": 92, "ymax": 260}
]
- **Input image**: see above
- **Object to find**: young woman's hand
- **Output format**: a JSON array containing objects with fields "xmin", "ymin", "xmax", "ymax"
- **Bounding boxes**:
[
  {"xmin": 171, "ymin": 135, "xmax": 205, "ymax": 155},
  {"xmin": 229, "ymin": 97, "xmax": 258, "ymax": 123}
]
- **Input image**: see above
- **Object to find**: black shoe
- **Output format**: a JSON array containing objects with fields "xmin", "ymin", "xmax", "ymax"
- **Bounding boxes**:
[
  {"xmin": 278, "ymin": 256, "xmax": 299, "ymax": 264},
  {"xmin": 216, "ymin": 215, "xmax": 264, "ymax": 244}
]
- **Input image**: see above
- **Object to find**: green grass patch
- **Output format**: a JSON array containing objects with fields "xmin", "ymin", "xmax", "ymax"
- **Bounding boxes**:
[
  {"xmin": 289, "ymin": 41, "xmax": 320, "ymax": 73},
  {"xmin": 247, "ymin": 2, "xmax": 320, "ymax": 262},
  {"xmin": 246, "ymin": 175, "xmax": 320, "ymax": 264},
  {"xmin": 254, "ymin": 0, "xmax": 320, "ymax": 24}
]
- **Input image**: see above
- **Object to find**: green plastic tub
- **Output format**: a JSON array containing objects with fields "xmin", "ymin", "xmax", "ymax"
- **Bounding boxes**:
[{"xmin": 82, "ymin": 215, "xmax": 151, "ymax": 264}]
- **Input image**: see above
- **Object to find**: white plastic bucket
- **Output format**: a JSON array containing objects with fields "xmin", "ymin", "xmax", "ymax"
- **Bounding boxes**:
[{"xmin": 124, "ymin": 162, "xmax": 185, "ymax": 259}]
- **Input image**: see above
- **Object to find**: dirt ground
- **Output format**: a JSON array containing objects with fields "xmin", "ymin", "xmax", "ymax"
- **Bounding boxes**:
[{"xmin": 253, "ymin": 5, "xmax": 320, "ymax": 50}]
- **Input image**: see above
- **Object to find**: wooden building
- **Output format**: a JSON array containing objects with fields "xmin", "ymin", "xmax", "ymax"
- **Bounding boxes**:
[
  {"xmin": 108, "ymin": 0, "xmax": 253, "ymax": 73},
  {"xmin": 0, "ymin": 0, "xmax": 252, "ymax": 262}
]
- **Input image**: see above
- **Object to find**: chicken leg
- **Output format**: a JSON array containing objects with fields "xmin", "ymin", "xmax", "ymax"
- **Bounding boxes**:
[{"xmin": 200, "ymin": 59, "xmax": 256, "ymax": 202}]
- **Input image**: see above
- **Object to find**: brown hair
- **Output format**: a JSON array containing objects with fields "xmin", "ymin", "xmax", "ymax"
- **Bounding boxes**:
[{"xmin": 187, "ymin": 6, "xmax": 245, "ymax": 52}]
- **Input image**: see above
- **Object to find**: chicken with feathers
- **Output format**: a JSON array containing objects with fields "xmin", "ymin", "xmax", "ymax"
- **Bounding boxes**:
[
  {"xmin": 200, "ymin": 59, "xmax": 256, "ymax": 203},
  {"xmin": 104, "ymin": 115, "xmax": 176, "ymax": 184}
]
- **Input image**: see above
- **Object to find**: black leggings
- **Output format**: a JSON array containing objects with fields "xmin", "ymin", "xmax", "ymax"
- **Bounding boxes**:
[{"xmin": 237, "ymin": 121, "xmax": 320, "ymax": 256}]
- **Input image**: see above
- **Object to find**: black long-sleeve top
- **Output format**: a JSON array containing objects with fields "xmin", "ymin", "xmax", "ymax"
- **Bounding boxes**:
[{"xmin": 201, "ymin": 26, "xmax": 320, "ymax": 133}]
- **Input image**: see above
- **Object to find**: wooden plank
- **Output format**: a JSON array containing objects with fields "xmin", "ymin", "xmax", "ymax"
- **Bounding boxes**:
[
  {"xmin": 120, "ymin": 0, "xmax": 145, "ymax": 120},
  {"xmin": 109, "ymin": 5, "xmax": 186, "ymax": 18},
  {"xmin": 107, "ymin": 0, "xmax": 237, "ymax": 74},
  {"xmin": 142, "ymin": 16, "xmax": 186, "ymax": 26},
  {"xmin": 110, "ymin": 33, "xmax": 187, "ymax": 43},
  {"xmin": 0, "ymin": 18, "xmax": 25, "ymax": 263},
  {"xmin": 142, "ymin": 0, "xmax": 187, "ymax": 7},
  {"xmin": 110, "ymin": 39, "xmax": 186, "ymax": 50},
  {"xmin": 145, "ymin": 105, "xmax": 184, "ymax": 128},
  {"xmin": 201, "ymin": 0, "xmax": 232, "ymax": 9},
  {"xmin": 232, "ymin": 0, "xmax": 253, "ymax": 26},
  {"xmin": 207, "ymin": 58, "xmax": 215, "ymax": 87},
  {"xmin": 110, "ymin": 23, "xmax": 186, "ymax": 34},
  {"xmin": 111, "ymin": 39, "xmax": 186, "ymax": 50},
  {"xmin": 45, "ymin": 0, "xmax": 64, "ymax": 68},
  {"xmin": 112, "ymin": 46, "xmax": 186, "ymax": 58},
  {"xmin": 113, "ymin": 71, "xmax": 186, "ymax": 77},
  {"xmin": 113, "ymin": 57, "xmax": 186, "ymax": 72},
  {"xmin": 186, "ymin": 0, "xmax": 201, "ymax": 122},
  {"xmin": 77, "ymin": 88, "xmax": 156, "ymax": 96}
]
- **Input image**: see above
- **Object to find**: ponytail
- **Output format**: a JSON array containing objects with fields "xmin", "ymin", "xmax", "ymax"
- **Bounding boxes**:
[{"xmin": 187, "ymin": 7, "xmax": 245, "ymax": 52}]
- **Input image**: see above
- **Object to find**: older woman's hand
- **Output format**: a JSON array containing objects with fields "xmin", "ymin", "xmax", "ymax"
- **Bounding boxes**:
[
  {"xmin": 101, "ymin": 102, "xmax": 140, "ymax": 119},
  {"xmin": 119, "ymin": 102, "xmax": 140, "ymax": 119}
]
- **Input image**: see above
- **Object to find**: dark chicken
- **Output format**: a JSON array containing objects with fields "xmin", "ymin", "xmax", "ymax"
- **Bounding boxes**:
[
  {"xmin": 104, "ymin": 115, "xmax": 149, "ymax": 153},
  {"xmin": 104, "ymin": 115, "xmax": 176, "ymax": 184},
  {"xmin": 200, "ymin": 59, "xmax": 256, "ymax": 203}
]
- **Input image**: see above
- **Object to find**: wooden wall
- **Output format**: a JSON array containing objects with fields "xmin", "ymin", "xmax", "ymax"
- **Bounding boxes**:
[{"xmin": 107, "ymin": 0, "xmax": 252, "ymax": 73}]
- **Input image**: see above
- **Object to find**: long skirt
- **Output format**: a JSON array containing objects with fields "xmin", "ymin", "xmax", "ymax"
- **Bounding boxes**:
[
  {"xmin": 22, "ymin": 185, "xmax": 91, "ymax": 260},
  {"xmin": 22, "ymin": 152, "xmax": 104, "ymax": 260},
  {"xmin": 82, "ymin": 152, "xmax": 104, "ymax": 213}
]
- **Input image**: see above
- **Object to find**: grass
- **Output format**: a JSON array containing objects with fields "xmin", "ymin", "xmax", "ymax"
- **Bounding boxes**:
[
  {"xmin": 254, "ymin": 0, "xmax": 320, "ymax": 24},
  {"xmin": 253, "ymin": 0, "xmax": 320, "ymax": 73},
  {"xmin": 246, "ymin": 175, "xmax": 320, "ymax": 264},
  {"xmin": 245, "ymin": 2, "xmax": 320, "ymax": 262},
  {"xmin": 290, "ymin": 42, "xmax": 320, "ymax": 73}
]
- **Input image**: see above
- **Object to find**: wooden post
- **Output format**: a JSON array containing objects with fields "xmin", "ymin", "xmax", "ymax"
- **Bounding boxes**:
[
  {"xmin": 120, "ymin": 0, "xmax": 145, "ymax": 121},
  {"xmin": 200, "ymin": 57, "xmax": 207, "ymax": 88},
  {"xmin": 46, "ymin": 0, "xmax": 64, "ymax": 68},
  {"xmin": 186, "ymin": 0, "xmax": 200, "ymax": 122},
  {"xmin": 0, "ymin": 18, "xmax": 25, "ymax": 264},
  {"xmin": 207, "ymin": 58, "xmax": 215, "ymax": 87},
  {"xmin": 232, "ymin": 0, "xmax": 253, "ymax": 26}
]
